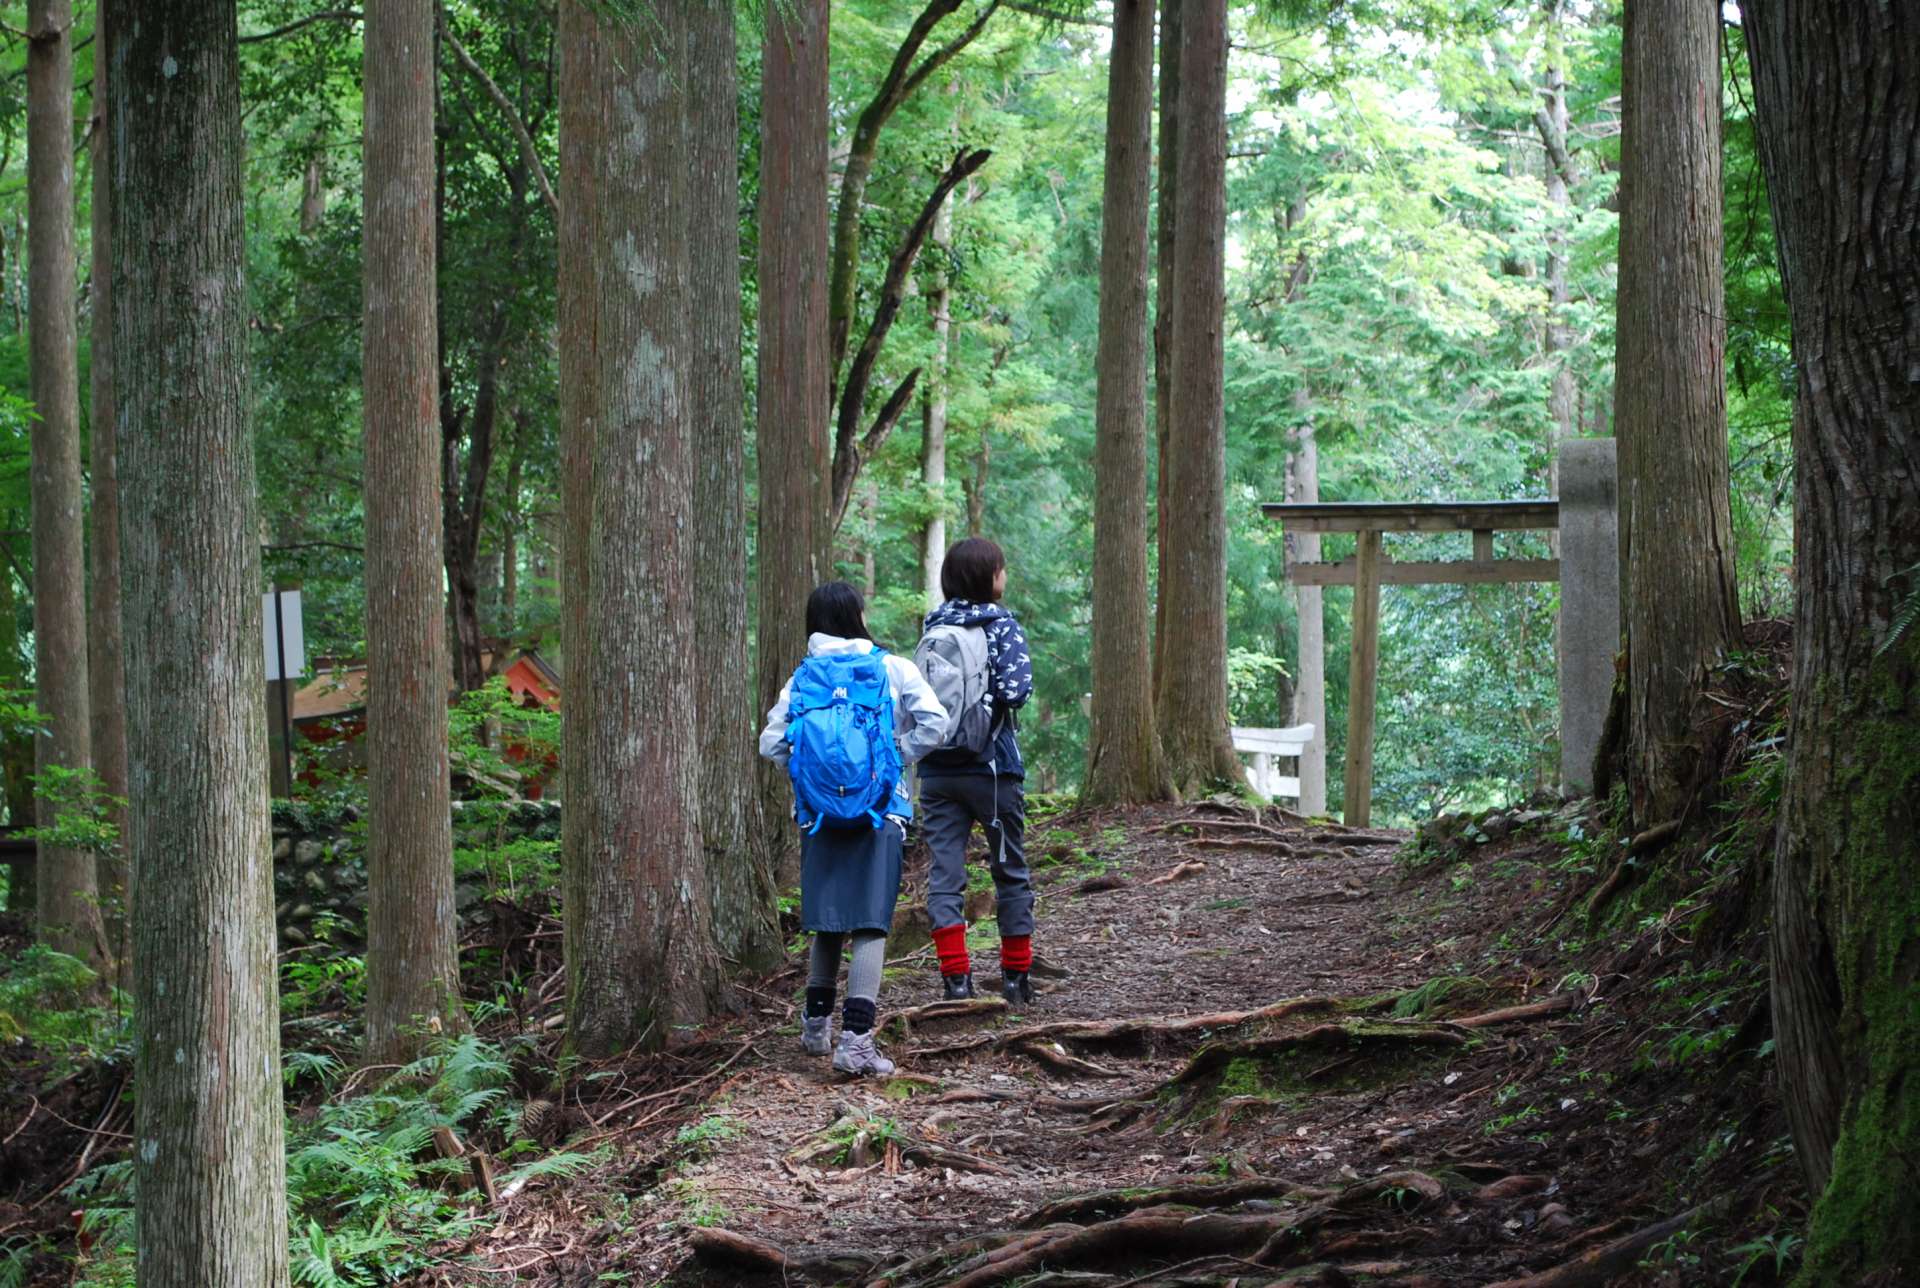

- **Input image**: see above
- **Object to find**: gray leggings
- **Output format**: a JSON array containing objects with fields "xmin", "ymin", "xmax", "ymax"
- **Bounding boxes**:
[{"xmin": 808, "ymin": 930, "xmax": 887, "ymax": 1002}]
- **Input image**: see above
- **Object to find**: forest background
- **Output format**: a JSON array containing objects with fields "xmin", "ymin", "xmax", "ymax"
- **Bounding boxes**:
[{"xmin": 0, "ymin": 0, "xmax": 1791, "ymax": 830}]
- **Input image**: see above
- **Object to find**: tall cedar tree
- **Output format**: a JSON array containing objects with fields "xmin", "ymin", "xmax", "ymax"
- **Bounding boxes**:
[
  {"xmin": 690, "ymin": 0, "xmax": 780, "ymax": 969},
  {"xmin": 755, "ymin": 0, "xmax": 833, "ymax": 875},
  {"xmin": 1085, "ymin": 0, "xmax": 1173, "ymax": 805},
  {"xmin": 1743, "ymin": 1, "xmax": 1920, "ymax": 1277},
  {"xmin": 556, "ymin": 0, "xmax": 600, "ymax": 1034},
  {"xmin": 28, "ymin": 0, "xmax": 105, "ymax": 967},
  {"xmin": 1150, "ymin": 0, "xmax": 1180, "ymax": 686},
  {"xmin": 363, "ymin": 0, "xmax": 465, "ymax": 1062},
  {"xmin": 573, "ymin": 2, "xmax": 727, "ymax": 1055},
  {"xmin": 87, "ymin": 0, "xmax": 131, "ymax": 969},
  {"xmin": 1155, "ymin": 0, "xmax": 1240, "ymax": 793},
  {"xmin": 1613, "ymin": 0, "xmax": 1739, "ymax": 824},
  {"xmin": 919, "ymin": 186, "xmax": 952, "ymax": 608},
  {"xmin": 114, "ymin": 1, "xmax": 291, "ymax": 1281}
]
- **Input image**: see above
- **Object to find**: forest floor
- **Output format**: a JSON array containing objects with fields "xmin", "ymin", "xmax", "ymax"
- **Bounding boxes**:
[{"xmin": 1, "ymin": 635, "xmax": 1808, "ymax": 1287}]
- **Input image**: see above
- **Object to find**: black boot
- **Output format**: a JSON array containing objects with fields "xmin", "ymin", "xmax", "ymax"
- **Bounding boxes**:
[
  {"xmin": 942, "ymin": 972, "xmax": 977, "ymax": 1001},
  {"xmin": 1000, "ymin": 970, "xmax": 1033, "ymax": 1007}
]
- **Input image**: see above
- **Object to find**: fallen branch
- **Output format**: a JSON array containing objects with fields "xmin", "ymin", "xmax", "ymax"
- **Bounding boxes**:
[{"xmin": 1482, "ymin": 1204, "xmax": 1710, "ymax": 1287}]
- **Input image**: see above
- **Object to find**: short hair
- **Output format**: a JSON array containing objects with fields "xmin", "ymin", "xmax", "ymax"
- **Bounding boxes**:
[
  {"xmin": 940, "ymin": 537, "xmax": 1005, "ymax": 603},
  {"xmin": 804, "ymin": 581, "xmax": 872, "ymax": 641}
]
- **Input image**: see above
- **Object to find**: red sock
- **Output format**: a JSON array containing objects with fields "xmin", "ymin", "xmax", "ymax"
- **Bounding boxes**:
[
  {"xmin": 1000, "ymin": 935, "xmax": 1032, "ymax": 974},
  {"xmin": 933, "ymin": 923, "xmax": 972, "ymax": 978}
]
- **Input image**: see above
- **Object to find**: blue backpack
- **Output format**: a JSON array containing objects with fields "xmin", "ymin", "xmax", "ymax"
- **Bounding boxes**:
[{"xmin": 784, "ymin": 650, "xmax": 902, "ymax": 833}]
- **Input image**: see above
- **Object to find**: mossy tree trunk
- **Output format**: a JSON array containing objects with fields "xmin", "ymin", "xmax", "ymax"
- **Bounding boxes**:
[
  {"xmin": 362, "ymin": 0, "xmax": 465, "ymax": 1064},
  {"xmin": 1154, "ymin": 0, "xmax": 1240, "ymax": 795},
  {"xmin": 114, "ymin": 2, "xmax": 290, "ymax": 1280},
  {"xmin": 690, "ymin": 0, "xmax": 781, "ymax": 972},
  {"xmin": 1085, "ymin": 0, "xmax": 1173, "ymax": 808},
  {"xmin": 1742, "ymin": 1, "xmax": 1920, "ymax": 1279},
  {"xmin": 1613, "ymin": 0, "xmax": 1740, "ymax": 825}
]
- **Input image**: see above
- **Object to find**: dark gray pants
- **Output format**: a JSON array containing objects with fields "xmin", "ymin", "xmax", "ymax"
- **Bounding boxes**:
[{"xmin": 922, "ymin": 774, "xmax": 1033, "ymax": 937}]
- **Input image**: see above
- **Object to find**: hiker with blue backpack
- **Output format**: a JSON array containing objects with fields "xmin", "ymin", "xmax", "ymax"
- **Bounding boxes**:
[
  {"xmin": 758, "ymin": 581, "xmax": 948, "ymax": 1076},
  {"xmin": 915, "ymin": 538, "xmax": 1038, "ymax": 1007}
]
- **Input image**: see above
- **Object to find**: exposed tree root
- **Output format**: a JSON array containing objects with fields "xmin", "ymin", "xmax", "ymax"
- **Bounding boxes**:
[
  {"xmin": 1071, "ymin": 873, "xmax": 1132, "ymax": 895},
  {"xmin": 1482, "ymin": 1204, "xmax": 1711, "ymax": 1287},
  {"xmin": 1308, "ymin": 829, "xmax": 1408, "ymax": 847},
  {"xmin": 688, "ymin": 1226, "xmax": 879, "ymax": 1279},
  {"xmin": 1021, "ymin": 1176, "xmax": 1331, "ymax": 1228},
  {"xmin": 910, "ymin": 995, "xmax": 1358, "ymax": 1061},
  {"xmin": 1184, "ymin": 837, "xmax": 1298, "ymax": 857},
  {"xmin": 1449, "ymin": 992, "xmax": 1579, "ymax": 1028},
  {"xmin": 911, "ymin": 1171, "xmax": 1448, "ymax": 1288},
  {"xmin": 1168, "ymin": 1022, "xmax": 1469, "ymax": 1089},
  {"xmin": 1012, "ymin": 1038, "xmax": 1126, "ymax": 1078},
  {"xmin": 1144, "ymin": 859, "xmax": 1210, "ymax": 883},
  {"xmin": 882, "ymin": 995, "xmax": 1007, "ymax": 1037}
]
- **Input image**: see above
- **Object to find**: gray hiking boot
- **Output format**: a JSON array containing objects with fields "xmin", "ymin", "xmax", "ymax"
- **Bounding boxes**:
[
  {"xmin": 832, "ymin": 1030, "xmax": 896, "ymax": 1077},
  {"xmin": 801, "ymin": 1014, "xmax": 833, "ymax": 1056}
]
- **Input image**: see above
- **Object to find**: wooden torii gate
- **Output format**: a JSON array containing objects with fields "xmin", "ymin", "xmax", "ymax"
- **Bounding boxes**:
[{"xmin": 1264, "ymin": 498, "xmax": 1567, "ymax": 828}]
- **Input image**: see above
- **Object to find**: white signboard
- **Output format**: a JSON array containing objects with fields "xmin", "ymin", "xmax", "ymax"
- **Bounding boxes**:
[{"xmin": 263, "ymin": 589, "xmax": 306, "ymax": 681}]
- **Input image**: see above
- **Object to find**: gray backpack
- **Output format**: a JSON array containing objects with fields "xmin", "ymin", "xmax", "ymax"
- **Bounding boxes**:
[{"xmin": 914, "ymin": 623, "xmax": 995, "ymax": 757}]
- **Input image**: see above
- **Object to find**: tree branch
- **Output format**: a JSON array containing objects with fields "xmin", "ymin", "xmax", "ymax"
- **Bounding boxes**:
[
  {"xmin": 439, "ymin": 14, "xmax": 559, "ymax": 219},
  {"xmin": 830, "ymin": 148, "xmax": 991, "ymax": 528},
  {"xmin": 827, "ymin": 0, "xmax": 1002, "ymax": 388},
  {"xmin": 238, "ymin": 9, "xmax": 361, "ymax": 44}
]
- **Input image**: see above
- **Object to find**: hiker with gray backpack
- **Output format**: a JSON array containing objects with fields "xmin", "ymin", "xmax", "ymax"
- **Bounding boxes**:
[
  {"xmin": 759, "ymin": 582, "xmax": 948, "ymax": 1076},
  {"xmin": 915, "ymin": 538, "xmax": 1038, "ymax": 1007}
]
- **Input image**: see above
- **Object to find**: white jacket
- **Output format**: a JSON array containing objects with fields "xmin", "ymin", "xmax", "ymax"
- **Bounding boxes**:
[{"xmin": 758, "ymin": 633, "xmax": 949, "ymax": 768}]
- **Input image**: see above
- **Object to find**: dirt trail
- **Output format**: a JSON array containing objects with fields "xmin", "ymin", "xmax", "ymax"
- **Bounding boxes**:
[{"xmin": 497, "ymin": 799, "xmax": 1766, "ymax": 1287}]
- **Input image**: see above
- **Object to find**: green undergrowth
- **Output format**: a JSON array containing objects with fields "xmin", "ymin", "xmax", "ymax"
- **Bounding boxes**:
[{"xmin": 64, "ymin": 1034, "xmax": 601, "ymax": 1288}]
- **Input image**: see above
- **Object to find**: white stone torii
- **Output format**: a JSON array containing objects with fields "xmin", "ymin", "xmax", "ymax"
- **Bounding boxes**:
[{"xmin": 1265, "ymin": 439, "xmax": 1620, "ymax": 827}]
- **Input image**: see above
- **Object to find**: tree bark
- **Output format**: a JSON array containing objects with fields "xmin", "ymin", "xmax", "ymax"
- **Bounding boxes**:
[
  {"xmin": 1613, "ymin": 0, "xmax": 1739, "ymax": 824},
  {"xmin": 690, "ymin": 0, "xmax": 780, "ymax": 973},
  {"xmin": 1286, "ymin": 392, "xmax": 1327, "ymax": 815},
  {"xmin": 114, "ymin": 2, "xmax": 290, "ymax": 1281},
  {"xmin": 86, "ymin": 0, "xmax": 131, "ymax": 963},
  {"xmin": 1084, "ymin": 0, "xmax": 1172, "ymax": 807},
  {"xmin": 1154, "ymin": 0, "xmax": 1239, "ymax": 794},
  {"xmin": 1150, "ymin": 0, "xmax": 1180, "ymax": 694},
  {"xmin": 28, "ymin": 0, "xmax": 105, "ymax": 968},
  {"xmin": 755, "ymin": 0, "xmax": 832, "ymax": 879},
  {"xmin": 1742, "ymin": 2, "xmax": 1920, "ymax": 1279},
  {"xmin": 556, "ymin": 0, "xmax": 599, "ymax": 1040},
  {"xmin": 362, "ymin": 0, "xmax": 465, "ymax": 1064},
  {"xmin": 574, "ymin": 0, "xmax": 727, "ymax": 1055},
  {"xmin": 919, "ymin": 188, "xmax": 952, "ymax": 609}
]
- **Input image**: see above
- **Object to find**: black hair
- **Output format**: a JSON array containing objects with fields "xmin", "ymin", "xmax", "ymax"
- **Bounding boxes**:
[
  {"xmin": 940, "ymin": 537, "xmax": 1006, "ymax": 603},
  {"xmin": 805, "ymin": 581, "xmax": 872, "ymax": 641}
]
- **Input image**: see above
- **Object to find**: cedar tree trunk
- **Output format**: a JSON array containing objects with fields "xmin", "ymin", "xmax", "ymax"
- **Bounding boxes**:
[
  {"xmin": 690, "ymin": 0, "xmax": 780, "ymax": 971},
  {"xmin": 362, "ymin": 0, "xmax": 465, "ymax": 1063},
  {"xmin": 755, "ymin": 0, "xmax": 832, "ymax": 878},
  {"xmin": 114, "ymin": 2, "xmax": 290, "ymax": 1281},
  {"xmin": 28, "ymin": 0, "xmax": 104, "ymax": 967},
  {"xmin": 573, "ymin": 2, "xmax": 727, "ymax": 1055},
  {"xmin": 1743, "ymin": 1, "xmax": 1920, "ymax": 1279},
  {"xmin": 1614, "ymin": 0, "xmax": 1740, "ymax": 824},
  {"xmin": 1085, "ymin": 0, "xmax": 1172, "ymax": 807},
  {"xmin": 1154, "ymin": 0, "xmax": 1239, "ymax": 793},
  {"xmin": 1150, "ymin": 0, "xmax": 1180, "ymax": 690}
]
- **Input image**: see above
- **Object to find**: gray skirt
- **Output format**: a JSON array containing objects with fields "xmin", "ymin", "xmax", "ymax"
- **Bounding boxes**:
[{"xmin": 799, "ymin": 818, "xmax": 905, "ymax": 935}]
